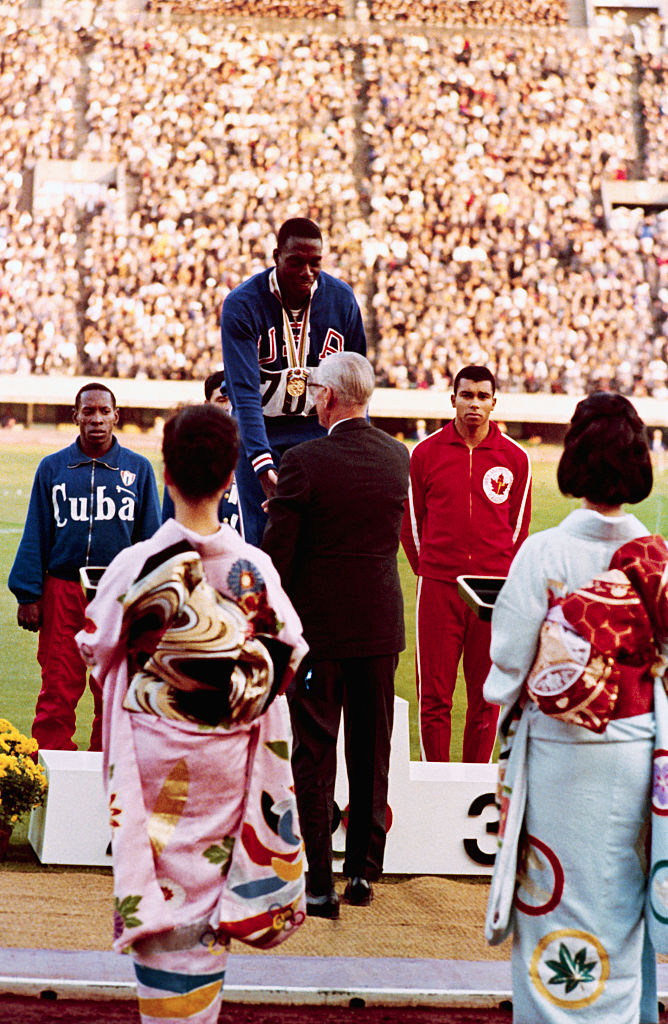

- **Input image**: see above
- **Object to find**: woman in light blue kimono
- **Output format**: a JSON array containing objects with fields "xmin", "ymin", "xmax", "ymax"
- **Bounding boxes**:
[{"xmin": 484, "ymin": 392, "xmax": 661, "ymax": 1024}]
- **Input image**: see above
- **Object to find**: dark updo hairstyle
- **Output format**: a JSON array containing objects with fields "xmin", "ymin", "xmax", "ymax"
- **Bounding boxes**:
[
  {"xmin": 557, "ymin": 391, "xmax": 652, "ymax": 506},
  {"xmin": 162, "ymin": 404, "xmax": 239, "ymax": 501}
]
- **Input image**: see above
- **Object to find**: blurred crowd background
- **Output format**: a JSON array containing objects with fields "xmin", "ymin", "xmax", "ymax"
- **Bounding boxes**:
[{"xmin": 1, "ymin": 0, "xmax": 668, "ymax": 396}]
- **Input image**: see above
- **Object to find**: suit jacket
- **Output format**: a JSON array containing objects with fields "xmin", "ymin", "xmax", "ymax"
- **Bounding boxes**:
[{"xmin": 262, "ymin": 418, "xmax": 410, "ymax": 660}]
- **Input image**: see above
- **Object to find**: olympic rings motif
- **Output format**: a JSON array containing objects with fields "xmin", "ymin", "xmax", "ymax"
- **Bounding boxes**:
[
  {"xmin": 515, "ymin": 834, "xmax": 564, "ymax": 917},
  {"xmin": 269, "ymin": 902, "xmax": 306, "ymax": 930},
  {"xmin": 200, "ymin": 927, "xmax": 229, "ymax": 955}
]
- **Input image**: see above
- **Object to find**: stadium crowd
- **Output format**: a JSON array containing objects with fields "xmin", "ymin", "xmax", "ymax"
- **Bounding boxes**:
[
  {"xmin": 142, "ymin": 0, "xmax": 567, "ymax": 23},
  {"xmin": 0, "ymin": 17, "xmax": 82, "ymax": 375},
  {"xmin": 0, "ymin": 204, "xmax": 81, "ymax": 376},
  {"xmin": 639, "ymin": 52, "xmax": 668, "ymax": 184},
  {"xmin": 360, "ymin": 29, "xmax": 665, "ymax": 394},
  {"xmin": 1, "ymin": 6, "xmax": 668, "ymax": 394},
  {"xmin": 77, "ymin": 22, "xmax": 364, "ymax": 380},
  {"xmin": 146, "ymin": 0, "xmax": 346, "ymax": 15},
  {"xmin": 359, "ymin": 0, "xmax": 567, "ymax": 26}
]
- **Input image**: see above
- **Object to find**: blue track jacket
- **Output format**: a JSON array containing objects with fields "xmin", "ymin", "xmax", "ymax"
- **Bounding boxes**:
[{"xmin": 9, "ymin": 437, "xmax": 161, "ymax": 604}]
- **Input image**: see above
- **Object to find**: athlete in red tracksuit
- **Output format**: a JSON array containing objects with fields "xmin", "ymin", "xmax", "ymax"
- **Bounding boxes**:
[{"xmin": 401, "ymin": 366, "xmax": 531, "ymax": 762}]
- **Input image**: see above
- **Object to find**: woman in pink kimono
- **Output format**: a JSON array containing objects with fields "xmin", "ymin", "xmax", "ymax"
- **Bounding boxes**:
[{"xmin": 76, "ymin": 404, "xmax": 308, "ymax": 1024}]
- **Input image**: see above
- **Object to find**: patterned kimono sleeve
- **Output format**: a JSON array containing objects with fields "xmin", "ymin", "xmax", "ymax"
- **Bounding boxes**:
[{"xmin": 484, "ymin": 533, "xmax": 551, "ymax": 710}]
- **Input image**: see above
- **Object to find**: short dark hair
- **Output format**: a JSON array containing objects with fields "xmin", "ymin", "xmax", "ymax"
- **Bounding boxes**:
[
  {"xmin": 453, "ymin": 366, "xmax": 496, "ymax": 395},
  {"xmin": 276, "ymin": 217, "xmax": 322, "ymax": 250},
  {"xmin": 557, "ymin": 391, "xmax": 652, "ymax": 506},
  {"xmin": 75, "ymin": 382, "xmax": 117, "ymax": 408},
  {"xmin": 162, "ymin": 405, "xmax": 239, "ymax": 501},
  {"xmin": 204, "ymin": 370, "xmax": 227, "ymax": 402}
]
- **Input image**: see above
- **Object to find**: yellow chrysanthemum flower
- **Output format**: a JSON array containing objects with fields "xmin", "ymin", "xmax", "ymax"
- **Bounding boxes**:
[{"xmin": 0, "ymin": 721, "xmax": 48, "ymax": 827}]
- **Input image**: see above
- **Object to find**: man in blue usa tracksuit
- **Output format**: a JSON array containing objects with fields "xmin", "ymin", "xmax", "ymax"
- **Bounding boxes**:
[
  {"xmin": 8, "ymin": 383, "xmax": 161, "ymax": 751},
  {"xmin": 221, "ymin": 217, "xmax": 367, "ymax": 545}
]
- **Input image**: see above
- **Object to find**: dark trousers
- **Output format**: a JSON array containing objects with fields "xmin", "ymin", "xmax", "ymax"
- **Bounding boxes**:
[
  {"xmin": 288, "ymin": 654, "xmax": 397, "ymax": 896},
  {"xmin": 234, "ymin": 447, "xmax": 272, "ymax": 547}
]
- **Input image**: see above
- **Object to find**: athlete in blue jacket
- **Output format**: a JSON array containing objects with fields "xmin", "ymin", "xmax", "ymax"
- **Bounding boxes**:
[
  {"xmin": 8, "ymin": 383, "xmax": 161, "ymax": 751},
  {"xmin": 221, "ymin": 217, "xmax": 367, "ymax": 545}
]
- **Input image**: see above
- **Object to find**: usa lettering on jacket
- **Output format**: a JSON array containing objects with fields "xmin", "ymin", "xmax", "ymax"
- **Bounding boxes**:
[{"xmin": 52, "ymin": 483, "xmax": 137, "ymax": 527}]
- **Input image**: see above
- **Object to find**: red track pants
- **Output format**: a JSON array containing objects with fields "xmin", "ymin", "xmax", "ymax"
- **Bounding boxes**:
[
  {"xmin": 34, "ymin": 575, "xmax": 102, "ymax": 751},
  {"xmin": 416, "ymin": 577, "xmax": 498, "ymax": 763}
]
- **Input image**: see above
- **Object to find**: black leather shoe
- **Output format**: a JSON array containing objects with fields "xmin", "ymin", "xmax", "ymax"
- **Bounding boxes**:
[
  {"xmin": 343, "ymin": 877, "xmax": 373, "ymax": 906},
  {"xmin": 306, "ymin": 891, "xmax": 340, "ymax": 919}
]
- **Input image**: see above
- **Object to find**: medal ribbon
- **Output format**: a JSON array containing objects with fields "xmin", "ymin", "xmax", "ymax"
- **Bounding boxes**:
[{"xmin": 269, "ymin": 267, "xmax": 315, "ymax": 371}]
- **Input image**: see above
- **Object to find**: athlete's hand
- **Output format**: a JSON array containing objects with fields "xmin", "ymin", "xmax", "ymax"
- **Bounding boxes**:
[
  {"xmin": 259, "ymin": 468, "xmax": 278, "ymax": 501},
  {"xmin": 17, "ymin": 600, "xmax": 42, "ymax": 632}
]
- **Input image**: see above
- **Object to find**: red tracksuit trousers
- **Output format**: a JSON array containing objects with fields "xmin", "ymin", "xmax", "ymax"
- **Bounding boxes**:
[
  {"xmin": 34, "ymin": 575, "xmax": 102, "ymax": 751},
  {"xmin": 416, "ymin": 577, "xmax": 498, "ymax": 763}
]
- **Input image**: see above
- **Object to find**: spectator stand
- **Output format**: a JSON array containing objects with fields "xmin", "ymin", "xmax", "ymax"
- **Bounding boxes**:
[{"xmin": 1, "ymin": 4, "xmax": 668, "ymax": 394}]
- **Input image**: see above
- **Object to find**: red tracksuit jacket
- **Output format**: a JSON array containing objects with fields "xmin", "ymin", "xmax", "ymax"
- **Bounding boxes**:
[{"xmin": 401, "ymin": 420, "xmax": 532, "ymax": 583}]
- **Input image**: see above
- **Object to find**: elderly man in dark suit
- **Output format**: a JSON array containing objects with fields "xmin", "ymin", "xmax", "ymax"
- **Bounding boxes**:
[{"xmin": 263, "ymin": 352, "xmax": 409, "ymax": 919}]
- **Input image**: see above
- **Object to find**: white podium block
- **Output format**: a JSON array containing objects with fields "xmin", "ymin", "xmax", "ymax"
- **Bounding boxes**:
[
  {"xmin": 28, "ymin": 698, "xmax": 500, "ymax": 874},
  {"xmin": 333, "ymin": 696, "xmax": 499, "ymax": 875},
  {"xmin": 28, "ymin": 750, "xmax": 112, "ymax": 866}
]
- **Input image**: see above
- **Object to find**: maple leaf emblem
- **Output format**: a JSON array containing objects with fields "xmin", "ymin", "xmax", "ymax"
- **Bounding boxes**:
[
  {"xmin": 491, "ymin": 474, "xmax": 509, "ymax": 496},
  {"xmin": 483, "ymin": 466, "xmax": 513, "ymax": 504}
]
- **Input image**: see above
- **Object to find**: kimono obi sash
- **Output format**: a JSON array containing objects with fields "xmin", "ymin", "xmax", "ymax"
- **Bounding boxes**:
[
  {"xmin": 525, "ymin": 535, "xmax": 668, "ymax": 733},
  {"xmin": 121, "ymin": 540, "xmax": 290, "ymax": 728}
]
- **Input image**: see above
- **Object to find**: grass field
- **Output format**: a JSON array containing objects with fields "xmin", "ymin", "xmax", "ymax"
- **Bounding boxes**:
[{"xmin": 2, "ymin": 428, "xmax": 668, "ymax": 763}]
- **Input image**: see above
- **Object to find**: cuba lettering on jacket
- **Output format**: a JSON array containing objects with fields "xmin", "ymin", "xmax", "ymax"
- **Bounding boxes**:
[
  {"xmin": 401, "ymin": 419, "xmax": 532, "ymax": 584},
  {"xmin": 8, "ymin": 438, "xmax": 161, "ymax": 603}
]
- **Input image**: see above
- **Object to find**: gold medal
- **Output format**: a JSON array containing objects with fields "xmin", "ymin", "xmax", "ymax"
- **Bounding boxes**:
[
  {"xmin": 269, "ymin": 269, "xmax": 314, "ymax": 403},
  {"xmin": 287, "ymin": 371, "xmax": 307, "ymax": 397}
]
